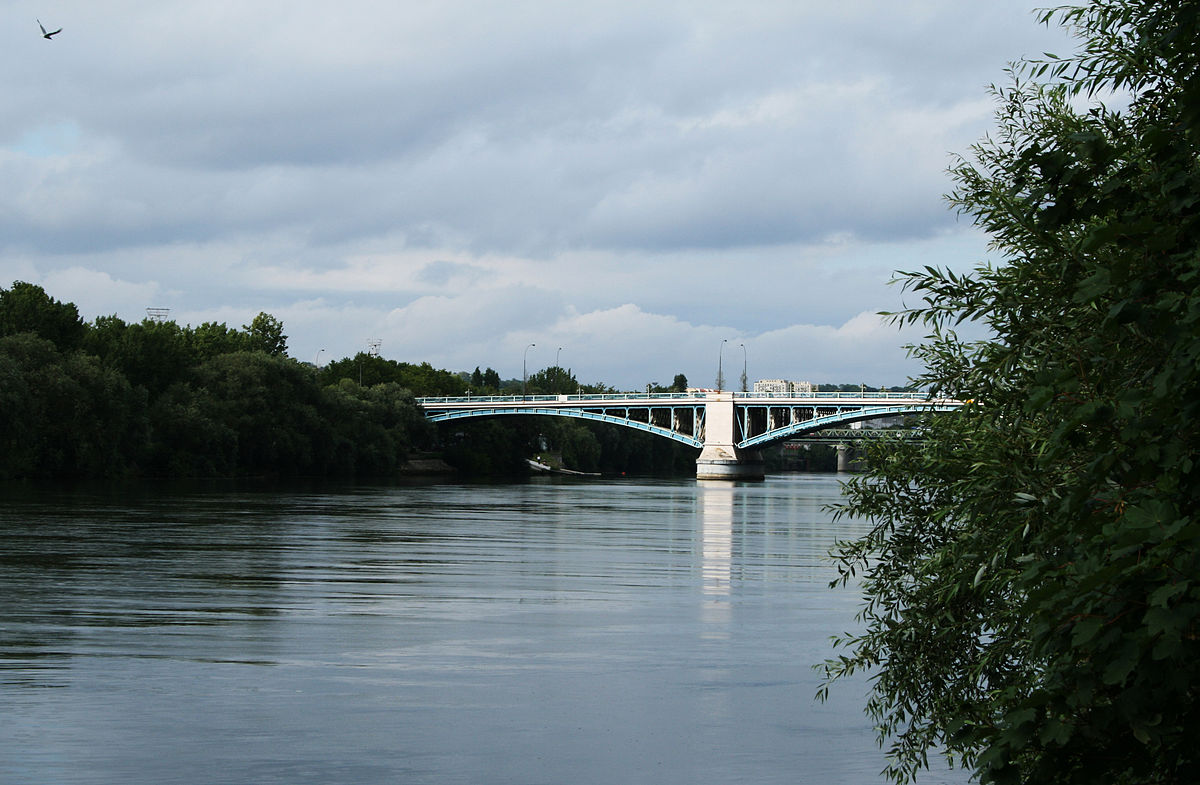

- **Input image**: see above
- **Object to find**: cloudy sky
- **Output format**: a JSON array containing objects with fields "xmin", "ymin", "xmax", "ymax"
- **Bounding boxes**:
[{"xmin": 2, "ymin": 1, "xmax": 1075, "ymax": 389}]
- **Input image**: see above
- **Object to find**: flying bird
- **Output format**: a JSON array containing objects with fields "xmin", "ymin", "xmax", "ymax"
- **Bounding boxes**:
[{"xmin": 38, "ymin": 19, "xmax": 62, "ymax": 39}]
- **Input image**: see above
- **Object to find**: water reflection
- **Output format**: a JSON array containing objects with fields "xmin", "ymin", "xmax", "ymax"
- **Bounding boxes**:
[{"xmin": 698, "ymin": 480, "xmax": 734, "ymax": 639}]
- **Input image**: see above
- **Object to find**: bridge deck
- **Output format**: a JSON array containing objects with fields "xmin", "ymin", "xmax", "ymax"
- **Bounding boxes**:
[{"xmin": 417, "ymin": 390, "xmax": 934, "ymax": 406}]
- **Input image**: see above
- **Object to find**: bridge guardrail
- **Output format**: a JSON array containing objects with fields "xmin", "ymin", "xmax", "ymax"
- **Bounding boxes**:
[{"xmin": 416, "ymin": 391, "xmax": 933, "ymax": 405}]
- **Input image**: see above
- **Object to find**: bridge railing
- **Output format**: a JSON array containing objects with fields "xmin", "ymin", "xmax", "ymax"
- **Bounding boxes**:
[
  {"xmin": 731, "ymin": 391, "xmax": 928, "ymax": 400},
  {"xmin": 416, "ymin": 392, "xmax": 710, "ymax": 405},
  {"xmin": 416, "ymin": 390, "xmax": 933, "ymax": 405}
]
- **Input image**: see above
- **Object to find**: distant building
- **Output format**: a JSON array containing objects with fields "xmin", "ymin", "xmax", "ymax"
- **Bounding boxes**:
[{"xmin": 753, "ymin": 379, "xmax": 813, "ymax": 395}]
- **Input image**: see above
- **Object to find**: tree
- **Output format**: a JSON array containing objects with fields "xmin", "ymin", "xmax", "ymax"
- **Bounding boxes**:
[
  {"xmin": 0, "ymin": 281, "xmax": 85, "ymax": 351},
  {"xmin": 85, "ymin": 316, "xmax": 196, "ymax": 397},
  {"xmin": 672, "ymin": 373, "xmax": 688, "ymax": 392},
  {"xmin": 0, "ymin": 333, "xmax": 147, "ymax": 478},
  {"xmin": 188, "ymin": 321, "xmax": 251, "ymax": 360},
  {"xmin": 244, "ymin": 312, "xmax": 288, "ymax": 356},
  {"xmin": 821, "ymin": 3, "xmax": 1200, "ymax": 784},
  {"xmin": 320, "ymin": 354, "xmax": 467, "ymax": 396},
  {"xmin": 526, "ymin": 365, "xmax": 578, "ymax": 395},
  {"xmin": 191, "ymin": 351, "xmax": 326, "ymax": 476}
]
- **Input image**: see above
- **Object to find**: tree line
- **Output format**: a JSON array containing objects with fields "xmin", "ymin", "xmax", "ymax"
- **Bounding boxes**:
[
  {"xmin": 0, "ymin": 282, "xmax": 434, "ymax": 480},
  {"xmin": 0, "ymin": 282, "xmax": 699, "ymax": 480}
]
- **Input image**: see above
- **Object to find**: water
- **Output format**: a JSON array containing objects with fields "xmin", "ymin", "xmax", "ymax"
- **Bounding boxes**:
[{"xmin": 0, "ymin": 474, "xmax": 959, "ymax": 784}]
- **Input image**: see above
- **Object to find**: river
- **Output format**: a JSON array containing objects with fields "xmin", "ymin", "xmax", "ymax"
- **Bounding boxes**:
[{"xmin": 0, "ymin": 474, "xmax": 963, "ymax": 784}]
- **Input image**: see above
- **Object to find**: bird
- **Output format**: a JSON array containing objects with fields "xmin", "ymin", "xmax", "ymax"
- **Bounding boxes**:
[{"xmin": 38, "ymin": 19, "xmax": 62, "ymax": 39}]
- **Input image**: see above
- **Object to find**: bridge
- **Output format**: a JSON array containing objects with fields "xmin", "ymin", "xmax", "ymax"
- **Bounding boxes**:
[{"xmin": 416, "ymin": 390, "xmax": 961, "ymax": 480}]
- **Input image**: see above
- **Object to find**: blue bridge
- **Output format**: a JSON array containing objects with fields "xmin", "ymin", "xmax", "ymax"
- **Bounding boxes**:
[{"xmin": 416, "ymin": 390, "xmax": 961, "ymax": 480}]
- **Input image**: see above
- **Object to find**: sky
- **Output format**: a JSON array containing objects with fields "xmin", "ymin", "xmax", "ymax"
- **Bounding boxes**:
[{"xmin": 2, "ymin": 1, "xmax": 1077, "ymax": 390}]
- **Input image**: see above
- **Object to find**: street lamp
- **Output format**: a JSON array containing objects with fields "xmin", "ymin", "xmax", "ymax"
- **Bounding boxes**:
[
  {"xmin": 556, "ymin": 347, "xmax": 563, "ymax": 368},
  {"xmin": 523, "ymin": 343, "xmax": 536, "ymax": 400},
  {"xmin": 739, "ymin": 343, "xmax": 747, "ymax": 393},
  {"xmin": 717, "ymin": 338, "xmax": 728, "ymax": 392},
  {"xmin": 314, "ymin": 348, "xmax": 325, "ymax": 368}
]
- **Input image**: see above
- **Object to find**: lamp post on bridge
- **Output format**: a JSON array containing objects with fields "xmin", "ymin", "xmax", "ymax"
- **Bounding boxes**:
[{"xmin": 523, "ymin": 343, "xmax": 536, "ymax": 400}]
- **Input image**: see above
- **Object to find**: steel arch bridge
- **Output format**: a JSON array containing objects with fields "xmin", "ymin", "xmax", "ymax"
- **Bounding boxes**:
[{"xmin": 417, "ymin": 391, "xmax": 962, "ymax": 479}]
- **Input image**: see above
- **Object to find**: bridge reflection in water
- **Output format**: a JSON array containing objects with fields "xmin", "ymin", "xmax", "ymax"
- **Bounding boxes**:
[{"xmin": 417, "ymin": 390, "xmax": 962, "ymax": 481}]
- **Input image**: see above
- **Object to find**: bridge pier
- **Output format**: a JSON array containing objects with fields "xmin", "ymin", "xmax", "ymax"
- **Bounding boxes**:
[
  {"xmin": 696, "ymin": 445, "xmax": 765, "ymax": 481},
  {"xmin": 836, "ymin": 443, "xmax": 852, "ymax": 472},
  {"xmin": 696, "ymin": 394, "xmax": 765, "ymax": 481}
]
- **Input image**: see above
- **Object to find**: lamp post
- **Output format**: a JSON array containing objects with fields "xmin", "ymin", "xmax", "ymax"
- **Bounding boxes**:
[
  {"xmin": 556, "ymin": 347, "xmax": 562, "ymax": 368},
  {"xmin": 523, "ymin": 343, "xmax": 536, "ymax": 400},
  {"xmin": 717, "ymin": 338, "xmax": 728, "ymax": 392},
  {"xmin": 314, "ymin": 348, "xmax": 324, "ymax": 368},
  {"xmin": 739, "ymin": 343, "xmax": 747, "ymax": 393}
]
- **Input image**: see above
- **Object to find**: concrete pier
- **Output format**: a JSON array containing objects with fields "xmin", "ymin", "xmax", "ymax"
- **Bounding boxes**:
[
  {"xmin": 695, "ymin": 444, "xmax": 765, "ymax": 481},
  {"xmin": 836, "ymin": 443, "xmax": 852, "ymax": 472},
  {"xmin": 695, "ymin": 394, "xmax": 765, "ymax": 481}
]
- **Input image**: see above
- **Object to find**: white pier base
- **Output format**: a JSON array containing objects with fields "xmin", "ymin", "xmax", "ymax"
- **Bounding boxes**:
[{"xmin": 695, "ymin": 445, "xmax": 765, "ymax": 481}]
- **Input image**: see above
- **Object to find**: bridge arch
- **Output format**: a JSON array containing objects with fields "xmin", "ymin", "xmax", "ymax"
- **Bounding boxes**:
[
  {"xmin": 425, "ymin": 407, "xmax": 705, "ymax": 448},
  {"xmin": 736, "ymin": 404, "xmax": 959, "ymax": 449}
]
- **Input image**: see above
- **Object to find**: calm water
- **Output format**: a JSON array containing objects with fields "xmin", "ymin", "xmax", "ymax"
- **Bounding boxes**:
[{"xmin": 0, "ymin": 474, "xmax": 959, "ymax": 784}]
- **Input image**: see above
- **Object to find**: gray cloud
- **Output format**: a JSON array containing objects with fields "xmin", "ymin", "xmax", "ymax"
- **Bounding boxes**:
[{"xmin": 0, "ymin": 1, "xmax": 1075, "ymax": 387}]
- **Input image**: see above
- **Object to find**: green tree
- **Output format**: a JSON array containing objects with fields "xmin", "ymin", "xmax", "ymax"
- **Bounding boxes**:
[
  {"xmin": 319, "ymin": 354, "xmax": 467, "ymax": 396},
  {"xmin": 526, "ymin": 366, "xmax": 579, "ymax": 394},
  {"xmin": 0, "ymin": 281, "xmax": 85, "ymax": 351},
  {"xmin": 85, "ymin": 316, "xmax": 196, "ymax": 397},
  {"xmin": 439, "ymin": 418, "xmax": 539, "ymax": 476},
  {"xmin": 244, "ymin": 312, "xmax": 288, "ymax": 356},
  {"xmin": 192, "ymin": 351, "xmax": 326, "ymax": 476},
  {"xmin": 146, "ymin": 381, "xmax": 238, "ymax": 477},
  {"xmin": 188, "ymin": 321, "xmax": 251, "ymax": 360},
  {"xmin": 321, "ymin": 380, "xmax": 432, "ymax": 476},
  {"xmin": 0, "ymin": 333, "xmax": 147, "ymax": 478},
  {"xmin": 822, "ymin": 3, "xmax": 1200, "ymax": 784}
]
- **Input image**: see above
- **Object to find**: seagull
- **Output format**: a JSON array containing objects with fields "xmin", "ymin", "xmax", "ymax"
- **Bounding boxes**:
[{"xmin": 38, "ymin": 19, "xmax": 62, "ymax": 39}]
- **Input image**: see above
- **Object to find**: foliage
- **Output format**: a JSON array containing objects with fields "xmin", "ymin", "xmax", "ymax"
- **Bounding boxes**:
[
  {"xmin": 822, "ymin": 2, "xmax": 1200, "ymax": 783},
  {"xmin": 469, "ymin": 366, "xmax": 502, "ymax": 392},
  {"xmin": 322, "ymin": 381, "xmax": 433, "ymax": 476},
  {"xmin": 524, "ymin": 365, "xmax": 579, "ymax": 395},
  {"xmin": 642, "ymin": 374, "xmax": 689, "ymax": 394},
  {"xmin": 320, "ymin": 353, "xmax": 467, "ymax": 396},
  {"xmin": 244, "ymin": 312, "xmax": 288, "ymax": 356},
  {"xmin": 439, "ymin": 418, "xmax": 540, "ymax": 476},
  {"xmin": 190, "ymin": 320, "xmax": 253, "ymax": 359},
  {"xmin": 85, "ymin": 316, "xmax": 196, "ymax": 396},
  {"xmin": 0, "ymin": 292, "xmax": 440, "ymax": 480},
  {"xmin": 0, "ymin": 281, "xmax": 85, "ymax": 351},
  {"xmin": 0, "ymin": 282, "xmax": 703, "ymax": 479},
  {"xmin": 0, "ymin": 333, "xmax": 147, "ymax": 478}
]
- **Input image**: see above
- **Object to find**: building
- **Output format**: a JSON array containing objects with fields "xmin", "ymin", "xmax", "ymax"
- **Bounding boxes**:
[{"xmin": 752, "ymin": 379, "xmax": 813, "ymax": 395}]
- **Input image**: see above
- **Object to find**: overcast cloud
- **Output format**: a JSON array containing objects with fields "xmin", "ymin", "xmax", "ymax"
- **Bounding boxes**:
[{"xmin": 2, "ymin": 1, "xmax": 1075, "ymax": 389}]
